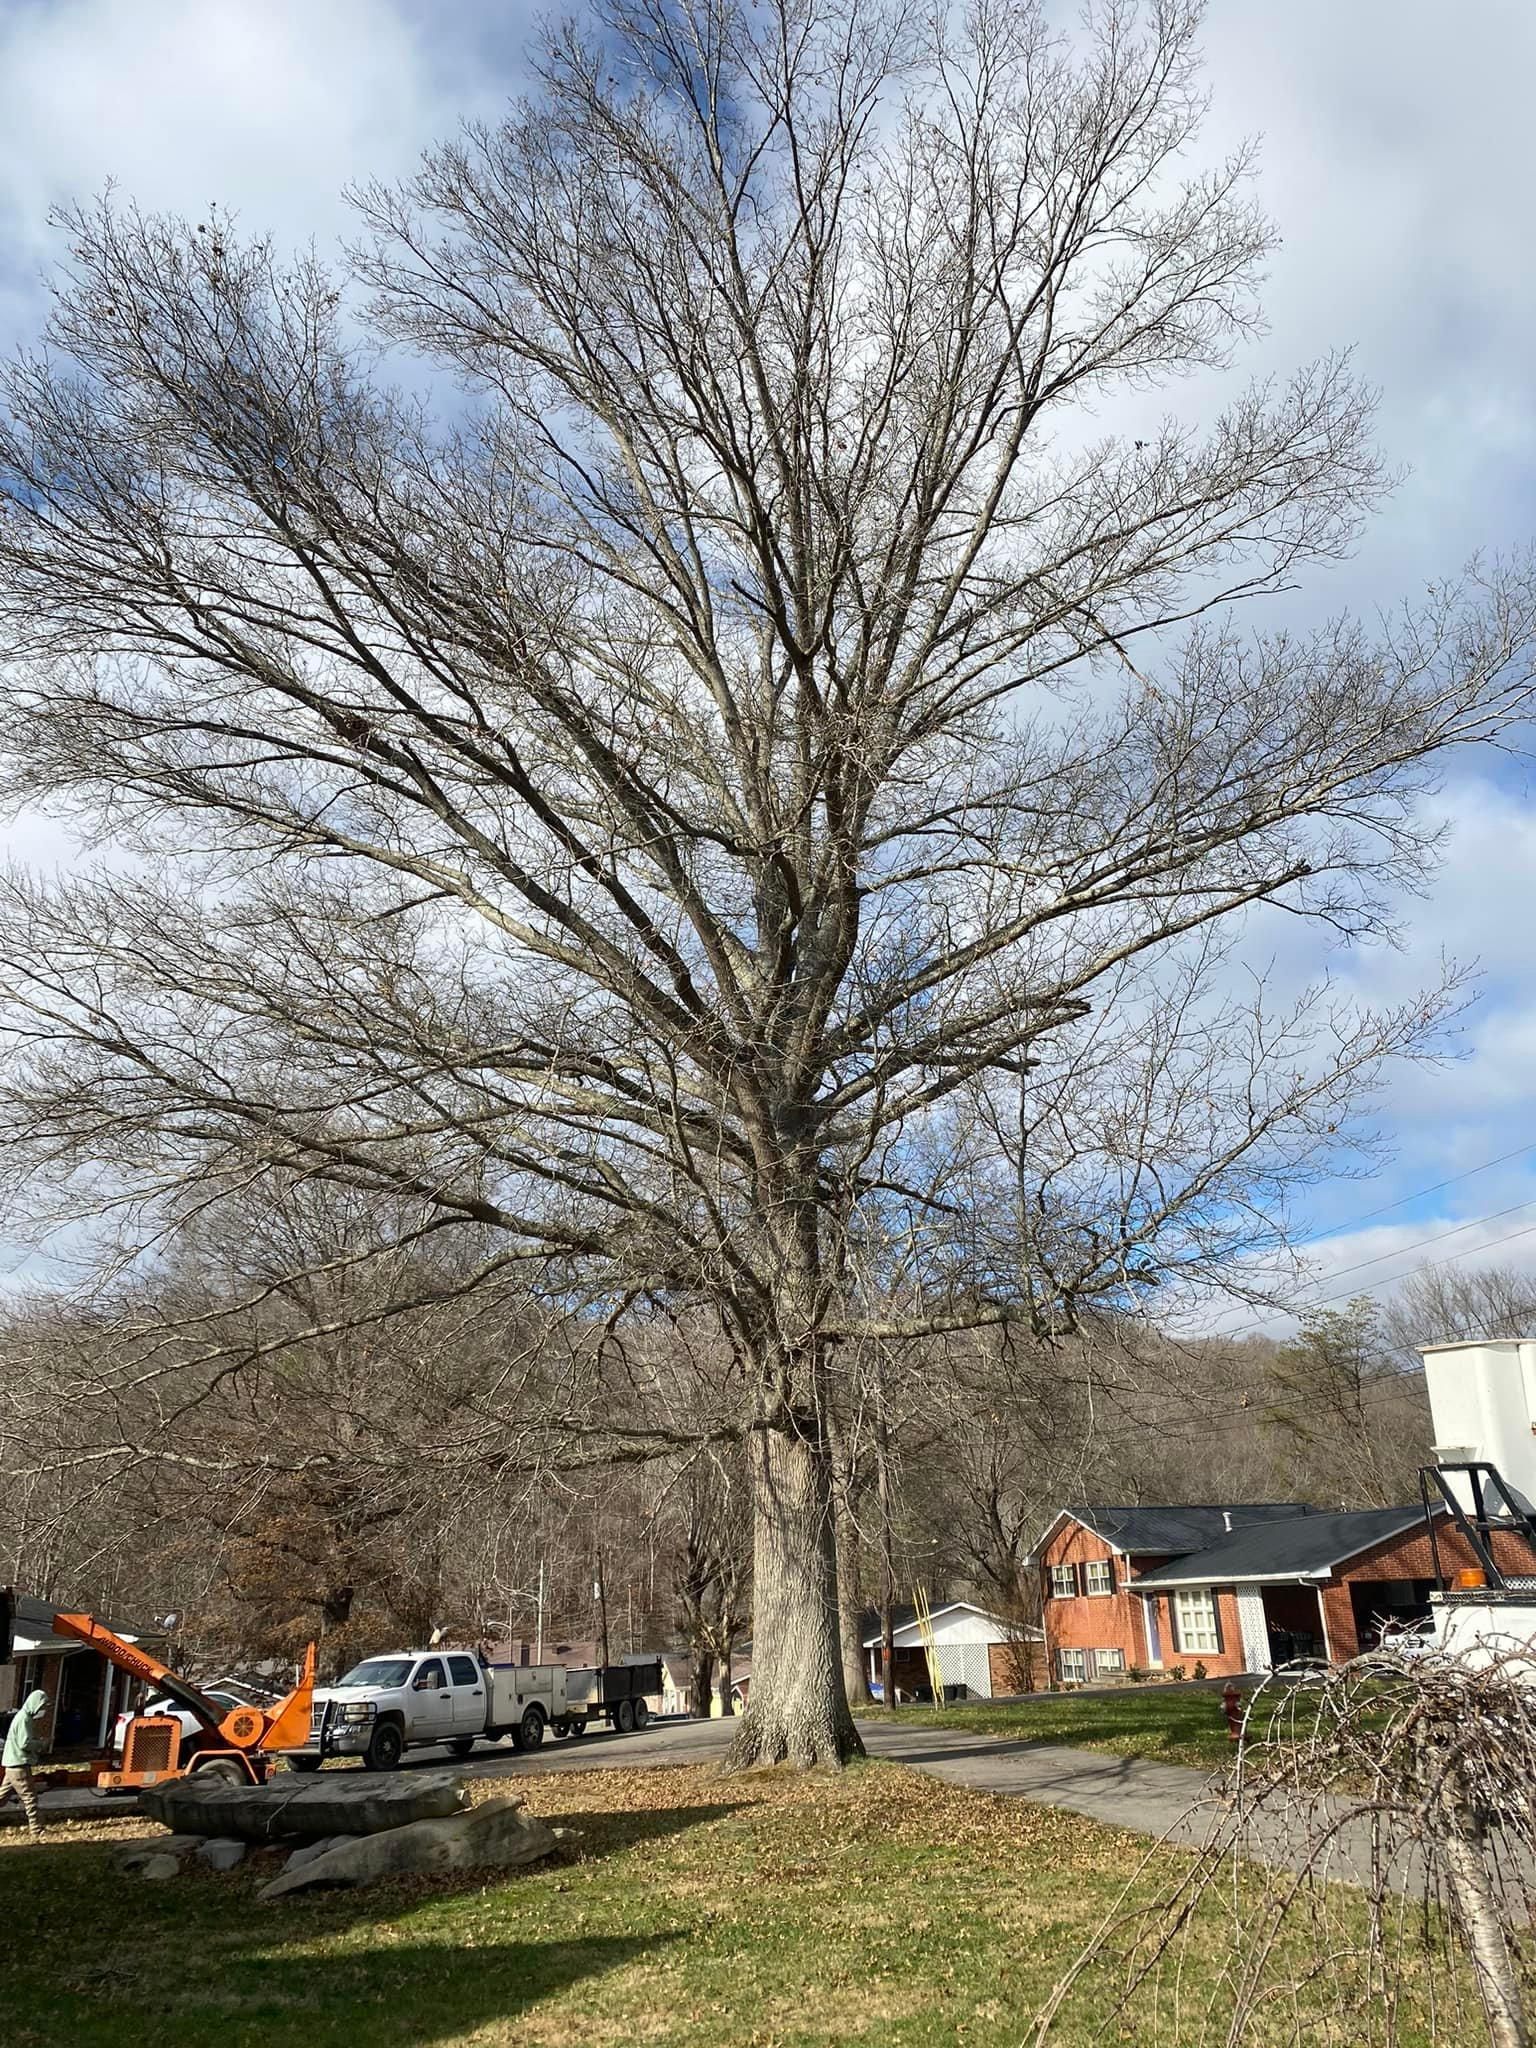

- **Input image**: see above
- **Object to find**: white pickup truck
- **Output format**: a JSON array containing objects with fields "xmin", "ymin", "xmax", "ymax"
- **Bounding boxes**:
[{"xmin": 284, "ymin": 1649, "xmax": 659, "ymax": 1772}]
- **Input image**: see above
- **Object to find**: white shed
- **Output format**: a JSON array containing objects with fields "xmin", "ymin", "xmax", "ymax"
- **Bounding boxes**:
[{"xmin": 860, "ymin": 1601, "xmax": 1040, "ymax": 1699}]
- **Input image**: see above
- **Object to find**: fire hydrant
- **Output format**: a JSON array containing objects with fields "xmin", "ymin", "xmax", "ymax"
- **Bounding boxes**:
[{"xmin": 1221, "ymin": 1683, "xmax": 1246, "ymax": 1744}]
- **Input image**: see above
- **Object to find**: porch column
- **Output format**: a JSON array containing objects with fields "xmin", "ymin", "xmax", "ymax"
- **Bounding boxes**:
[
  {"xmin": 1236, "ymin": 1586, "xmax": 1272, "ymax": 1674},
  {"xmin": 96, "ymin": 1660, "xmax": 115, "ymax": 1749}
]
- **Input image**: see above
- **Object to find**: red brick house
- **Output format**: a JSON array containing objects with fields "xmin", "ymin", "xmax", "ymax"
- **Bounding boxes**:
[{"xmin": 1038, "ymin": 1502, "xmax": 1536, "ymax": 1684}]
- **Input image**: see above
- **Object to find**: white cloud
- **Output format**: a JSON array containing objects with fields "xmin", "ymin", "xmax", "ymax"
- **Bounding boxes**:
[{"xmin": 0, "ymin": 0, "xmax": 509, "ymax": 319}]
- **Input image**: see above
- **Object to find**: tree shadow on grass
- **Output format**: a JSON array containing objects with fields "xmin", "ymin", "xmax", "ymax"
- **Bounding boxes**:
[
  {"xmin": 541, "ymin": 1797, "xmax": 749, "ymax": 1864},
  {"xmin": 7, "ymin": 1835, "xmax": 696, "ymax": 2048},
  {"xmin": 63, "ymin": 1927, "xmax": 681, "ymax": 2048}
]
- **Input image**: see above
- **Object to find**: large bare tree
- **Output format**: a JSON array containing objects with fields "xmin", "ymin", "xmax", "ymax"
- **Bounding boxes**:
[{"xmin": 1, "ymin": 0, "xmax": 1534, "ymax": 1763}]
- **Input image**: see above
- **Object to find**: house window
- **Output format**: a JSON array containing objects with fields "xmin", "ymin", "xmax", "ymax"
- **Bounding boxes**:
[
  {"xmin": 1173, "ymin": 1588, "xmax": 1221, "ymax": 1656},
  {"xmin": 1049, "ymin": 1564, "xmax": 1077, "ymax": 1599},
  {"xmin": 1057, "ymin": 1648, "xmax": 1087, "ymax": 1684},
  {"xmin": 1083, "ymin": 1559, "xmax": 1114, "ymax": 1597},
  {"xmin": 1092, "ymin": 1648, "xmax": 1125, "ymax": 1676}
]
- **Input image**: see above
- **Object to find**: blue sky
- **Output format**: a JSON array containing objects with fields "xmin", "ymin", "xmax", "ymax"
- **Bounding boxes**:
[{"xmin": 1, "ymin": 0, "xmax": 1535, "ymax": 1330}]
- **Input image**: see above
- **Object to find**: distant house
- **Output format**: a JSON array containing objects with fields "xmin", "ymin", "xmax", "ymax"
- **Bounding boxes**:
[
  {"xmin": 0, "ymin": 1596, "xmax": 155, "ymax": 1754},
  {"xmin": 654, "ymin": 1651, "xmax": 751, "ymax": 1717},
  {"xmin": 860, "ymin": 1601, "xmax": 1042, "ymax": 1700},
  {"xmin": 1037, "ymin": 1502, "xmax": 1536, "ymax": 1684}
]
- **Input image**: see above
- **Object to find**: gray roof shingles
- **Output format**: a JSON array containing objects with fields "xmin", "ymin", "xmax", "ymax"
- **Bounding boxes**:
[
  {"xmin": 1127, "ymin": 1506, "xmax": 1430, "ymax": 1587},
  {"xmin": 1064, "ymin": 1503, "xmax": 1316, "ymax": 1557}
]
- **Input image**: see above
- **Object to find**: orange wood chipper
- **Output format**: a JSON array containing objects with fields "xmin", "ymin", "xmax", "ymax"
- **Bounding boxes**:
[{"xmin": 3, "ymin": 1588, "xmax": 315, "ymax": 1790}]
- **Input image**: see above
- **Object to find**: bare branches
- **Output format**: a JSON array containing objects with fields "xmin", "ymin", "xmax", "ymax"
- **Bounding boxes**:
[
  {"xmin": 1037, "ymin": 1645, "xmax": 1536, "ymax": 2045},
  {"xmin": 0, "ymin": 0, "xmax": 1533, "ymax": 1757}
]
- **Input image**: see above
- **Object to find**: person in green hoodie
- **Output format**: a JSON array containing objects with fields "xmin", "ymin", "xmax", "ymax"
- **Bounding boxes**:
[{"xmin": 1, "ymin": 1686, "xmax": 51, "ymax": 1839}]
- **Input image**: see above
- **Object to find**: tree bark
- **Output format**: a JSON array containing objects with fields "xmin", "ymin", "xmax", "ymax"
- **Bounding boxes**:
[
  {"xmin": 690, "ymin": 1646, "xmax": 716, "ymax": 1720},
  {"xmin": 835, "ymin": 1468, "xmax": 873, "ymax": 1710},
  {"xmin": 1443, "ymin": 1806, "xmax": 1529, "ymax": 2048},
  {"xmin": 725, "ymin": 1423, "xmax": 864, "ymax": 1768},
  {"xmin": 717, "ymin": 1652, "xmax": 734, "ymax": 1717},
  {"xmin": 877, "ymin": 1400, "xmax": 897, "ymax": 1709}
]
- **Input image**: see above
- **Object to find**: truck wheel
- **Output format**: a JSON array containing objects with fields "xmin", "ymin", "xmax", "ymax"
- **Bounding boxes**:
[
  {"xmin": 633, "ymin": 1697, "xmax": 651, "ymax": 1730},
  {"xmin": 448, "ymin": 1737, "xmax": 476, "ymax": 1758},
  {"xmin": 514, "ymin": 1706, "xmax": 545, "ymax": 1752},
  {"xmin": 364, "ymin": 1721, "xmax": 404, "ymax": 1772},
  {"xmin": 615, "ymin": 1698, "xmax": 635, "ymax": 1734}
]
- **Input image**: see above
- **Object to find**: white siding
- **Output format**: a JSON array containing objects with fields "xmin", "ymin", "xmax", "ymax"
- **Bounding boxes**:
[{"xmin": 925, "ymin": 1606, "xmax": 1010, "ymax": 1647}]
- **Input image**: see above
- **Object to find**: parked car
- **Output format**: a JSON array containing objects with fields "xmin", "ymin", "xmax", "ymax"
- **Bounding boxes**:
[{"xmin": 111, "ymin": 1686, "xmax": 254, "ymax": 1756}]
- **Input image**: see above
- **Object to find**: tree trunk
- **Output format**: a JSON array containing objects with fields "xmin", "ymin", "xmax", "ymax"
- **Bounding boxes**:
[
  {"xmin": 1443, "ymin": 1806, "xmax": 1529, "ymax": 2048},
  {"xmin": 877, "ymin": 1402, "xmax": 896, "ymax": 1709},
  {"xmin": 725, "ymin": 1423, "xmax": 864, "ymax": 1769},
  {"xmin": 690, "ymin": 1646, "xmax": 716, "ymax": 1720},
  {"xmin": 717, "ymin": 1651, "xmax": 734, "ymax": 1717},
  {"xmin": 836, "ymin": 1486, "xmax": 873, "ymax": 1710}
]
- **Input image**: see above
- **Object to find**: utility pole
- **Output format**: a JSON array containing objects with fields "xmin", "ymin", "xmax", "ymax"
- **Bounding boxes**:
[
  {"xmin": 535, "ymin": 1558, "xmax": 544, "ymax": 1663},
  {"xmin": 594, "ymin": 1559, "xmax": 610, "ymax": 1669}
]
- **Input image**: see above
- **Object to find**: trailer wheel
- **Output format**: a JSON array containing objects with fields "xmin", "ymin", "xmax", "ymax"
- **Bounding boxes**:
[
  {"xmin": 192, "ymin": 1756, "xmax": 248, "ymax": 1784},
  {"xmin": 550, "ymin": 1718, "xmax": 571, "ymax": 1740},
  {"xmin": 286, "ymin": 1756, "xmax": 323, "ymax": 1774},
  {"xmin": 615, "ymin": 1697, "xmax": 635, "ymax": 1734},
  {"xmin": 633, "ymin": 1697, "xmax": 651, "ymax": 1730},
  {"xmin": 364, "ymin": 1720, "xmax": 404, "ymax": 1772},
  {"xmin": 570, "ymin": 1716, "xmax": 589, "ymax": 1738}
]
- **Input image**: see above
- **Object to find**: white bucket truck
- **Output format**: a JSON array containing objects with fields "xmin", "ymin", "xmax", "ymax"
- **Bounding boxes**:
[
  {"xmin": 285, "ymin": 1649, "xmax": 660, "ymax": 1772},
  {"xmin": 1419, "ymin": 1338, "xmax": 1536, "ymax": 1675}
]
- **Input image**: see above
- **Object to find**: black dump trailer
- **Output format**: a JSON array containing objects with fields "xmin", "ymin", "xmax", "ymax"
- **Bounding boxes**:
[{"xmin": 553, "ymin": 1660, "xmax": 661, "ymax": 1738}]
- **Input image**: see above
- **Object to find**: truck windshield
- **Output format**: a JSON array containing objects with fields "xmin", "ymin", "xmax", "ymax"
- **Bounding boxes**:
[{"xmin": 334, "ymin": 1659, "xmax": 414, "ymax": 1688}]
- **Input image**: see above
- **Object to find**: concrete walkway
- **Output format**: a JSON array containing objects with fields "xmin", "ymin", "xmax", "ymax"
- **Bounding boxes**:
[{"xmin": 856, "ymin": 1722, "xmax": 1218, "ymax": 1844}]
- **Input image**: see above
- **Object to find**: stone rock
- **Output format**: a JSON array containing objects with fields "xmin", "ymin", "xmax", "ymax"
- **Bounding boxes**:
[
  {"xmin": 140, "ymin": 1854, "xmax": 183, "ymax": 1881},
  {"xmin": 139, "ymin": 1770, "xmax": 467, "ymax": 1845},
  {"xmin": 197, "ymin": 1837, "xmax": 248, "ymax": 1872},
  {"xmin": 114, "ymin": 1835, "xmax": 205, "ymax": 1875},
  {"xmin": 259, "ymin": 1797, "xmax": 557, "ymax": 1898},
  {"xmin": 282, "ymin": 1835, "xmax": 344, "ymax": 1872}
]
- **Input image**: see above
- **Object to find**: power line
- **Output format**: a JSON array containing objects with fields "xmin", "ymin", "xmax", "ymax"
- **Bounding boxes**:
[
  {"xmin": 1219, "ymin": 1214, "xmax": 1536, "ymax": 1343},
  {"xmin": 1291, "ymin": 1137, "xmax": 1536, "ymax": 1249},
  {"xmin": 1287, "ymin": 1196, "xmax": 1536, "ymax": 1293}
]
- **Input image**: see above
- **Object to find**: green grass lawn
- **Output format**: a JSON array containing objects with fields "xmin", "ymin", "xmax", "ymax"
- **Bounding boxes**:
[
  {"xmin": 904, "ymin": 1682, "xmax": 1242, "ymax": 1768},
  {"xmin": 0, "ymin": 1758, "xmax": 1485, "ymax": 2048}
]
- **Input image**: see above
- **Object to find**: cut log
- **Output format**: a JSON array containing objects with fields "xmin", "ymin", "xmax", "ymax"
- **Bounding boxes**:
[
  {"xmin": 258, "ymin": 1796, "xmax": 557, "ymax": 1896},
  {"xmin": 138, "ymin": 1769, "xmax": 467, "ymax": 1844}
]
